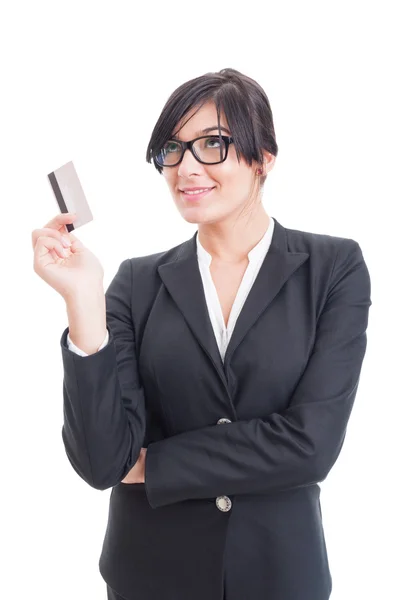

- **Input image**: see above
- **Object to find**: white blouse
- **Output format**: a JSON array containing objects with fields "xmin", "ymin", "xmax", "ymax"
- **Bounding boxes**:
[{"xmin": 67, "ymin": 217, "xmax": 275, "ymax": 362}]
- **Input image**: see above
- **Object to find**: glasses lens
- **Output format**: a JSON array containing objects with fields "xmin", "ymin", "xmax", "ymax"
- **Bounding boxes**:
[
  {"xmin": 156, "ymin": 141, "xmax": 183, "ymax": 166},
  {"xmin": 193, "ymin": 136, "xmax": 226, "ymax": 164}
]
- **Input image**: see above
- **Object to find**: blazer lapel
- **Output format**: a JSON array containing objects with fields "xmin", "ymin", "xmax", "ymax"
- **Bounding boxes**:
[
  {"xmin": 158, "ymin": 232, "xmax": 228, "ymax": 389},
  {"xmin": 224, "ymin": 219, "xmax": 309, "ymax": 365},
  {"xmin": 157, "ymin": 217, "xmax": 309, "ymax": 391}
]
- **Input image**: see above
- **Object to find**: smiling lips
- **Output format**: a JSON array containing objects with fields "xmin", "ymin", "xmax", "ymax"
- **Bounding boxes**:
[{"xmin": 180, "ymin": 186, "xmax": 215, "ymax": 199}]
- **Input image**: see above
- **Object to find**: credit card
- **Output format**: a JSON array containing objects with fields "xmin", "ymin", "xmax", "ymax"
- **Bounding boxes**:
[{"xmin": 47, "ymin": 161, "xmax": 93, "ymax": 232}]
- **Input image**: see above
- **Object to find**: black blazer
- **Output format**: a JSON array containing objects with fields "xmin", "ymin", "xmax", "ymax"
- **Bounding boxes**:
[{"xmin": 60, "ymin": 216, "xmax": 372, "ymax": 600}]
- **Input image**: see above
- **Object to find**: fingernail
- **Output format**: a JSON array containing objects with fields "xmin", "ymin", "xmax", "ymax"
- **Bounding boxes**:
[{"xmin": 61, "ymin": 235, "xmax": 71, "ymax": 247}]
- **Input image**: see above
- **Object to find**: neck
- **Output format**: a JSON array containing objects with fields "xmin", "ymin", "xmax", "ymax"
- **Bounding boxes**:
[{"xmin": 197, "ymin": 202, "xmax": 270, "ymax": 264}]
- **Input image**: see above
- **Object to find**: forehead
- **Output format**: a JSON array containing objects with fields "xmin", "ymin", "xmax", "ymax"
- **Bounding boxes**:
[{"xmin": 171, "ymin": 101, "xmax": 229, "ymax": 140}]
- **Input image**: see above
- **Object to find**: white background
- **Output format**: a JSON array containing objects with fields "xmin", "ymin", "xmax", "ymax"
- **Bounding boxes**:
[{"xmin": 1, "ymin": 1, "xmax": 396, "ymax": 598}]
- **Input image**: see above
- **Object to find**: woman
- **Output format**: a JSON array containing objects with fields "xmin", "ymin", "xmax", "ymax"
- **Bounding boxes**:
[{"xmin": 32, "ymin": 68, "xmax": 372, "ymax": 600}]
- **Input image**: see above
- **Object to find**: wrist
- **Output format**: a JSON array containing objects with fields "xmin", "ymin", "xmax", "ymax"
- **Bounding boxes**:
[{"xmin": 63, "ymin": 283, "xmax": 105, "ymax": 306}]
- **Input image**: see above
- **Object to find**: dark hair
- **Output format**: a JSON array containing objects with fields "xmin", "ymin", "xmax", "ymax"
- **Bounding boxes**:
[{"xmin": 146, "ymin": 68, "xmax": 278, "ymax": 179}]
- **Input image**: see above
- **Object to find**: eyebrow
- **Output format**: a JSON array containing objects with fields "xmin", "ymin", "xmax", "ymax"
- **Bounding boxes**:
[{"xmin": 171, "ymin": 126, "xmax": 231, "ymax": 140}]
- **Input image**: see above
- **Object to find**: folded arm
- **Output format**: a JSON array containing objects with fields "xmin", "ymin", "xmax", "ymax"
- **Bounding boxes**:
[{"xmin": 144, "ymin": 240, "xmax": 372, "ymax": 509}]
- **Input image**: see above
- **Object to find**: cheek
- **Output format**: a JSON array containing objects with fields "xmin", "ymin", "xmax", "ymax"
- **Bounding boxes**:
[
  {"xmin": 216, "ymin": 166, "xmax": 251, "ymax": 198},
  {"xmin": 164, "ymin": 173, "xmax": 176, "ymax": 190},
  {"xmin": 213, "ymin": 153, "xmax": 250, "ymax": 189}
]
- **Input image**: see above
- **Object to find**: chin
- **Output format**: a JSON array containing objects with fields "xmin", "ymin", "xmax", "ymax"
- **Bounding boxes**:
[
  {"xmin": 180, "ymin": 213, "xmax": 205, "ymax": 225},
  {"xmin": 180, "ymin": 210, "xmax": 223, "ymax": 226}
]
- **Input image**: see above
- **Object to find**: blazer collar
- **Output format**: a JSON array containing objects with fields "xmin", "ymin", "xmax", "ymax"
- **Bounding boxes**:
[{"xmin": 158, "ymin": 217, "xmax": 309, "ymax": 391}]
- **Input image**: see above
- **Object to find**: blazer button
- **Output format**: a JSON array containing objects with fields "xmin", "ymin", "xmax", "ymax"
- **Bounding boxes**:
[
  {"xmin": 216, "ymin": 495, "xmax": 232, "ymax": 512},
  {"xmin": 217, "ymin": 418, "xmax": 232, "ymax": 424}
]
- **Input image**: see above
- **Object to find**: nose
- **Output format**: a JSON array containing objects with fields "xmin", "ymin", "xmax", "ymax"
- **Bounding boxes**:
[{"xmin": 177, "ymin": 146, "xmax": 206, "ymax": 178}]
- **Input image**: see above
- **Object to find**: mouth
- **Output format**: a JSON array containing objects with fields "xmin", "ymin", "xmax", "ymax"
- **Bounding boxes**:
[{"xmin": 180, "ymin": 187, "xmax": 216, "ymax": 201}]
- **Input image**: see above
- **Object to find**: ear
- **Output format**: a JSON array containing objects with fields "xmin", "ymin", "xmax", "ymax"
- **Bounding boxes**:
[{"xmin": 262, "ymin": 150, "xmax": 276, "ymax": 175}]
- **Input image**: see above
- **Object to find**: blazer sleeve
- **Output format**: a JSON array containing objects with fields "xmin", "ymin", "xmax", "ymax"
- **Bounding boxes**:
[
  {"xmin": 144, "ymin": 239, "xmax": 372, "ymax": 509},
  {"xmin": 60, "ymin": 258, "xmax": 146, "ymax": 490},
  {"xmin": 67, "ymin": 329, "xmax": 109, "ymax": 355}
]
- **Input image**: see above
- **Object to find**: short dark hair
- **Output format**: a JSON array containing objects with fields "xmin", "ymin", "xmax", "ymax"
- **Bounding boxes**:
[{"xmin": 146, "ymin": 68, "xmax": 278, "ymax": 176}]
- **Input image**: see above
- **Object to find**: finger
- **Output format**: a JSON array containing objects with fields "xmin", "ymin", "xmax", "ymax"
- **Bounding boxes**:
[
  {"xmin": 62, "ymin": 229, "xmax": 84, "ymax": 251},
  {"xmin": 61, "ymin": 225, "xmax": 79, "ymax": 244},
  {"xmin": 31, "ymin": 227, "xmax": 73, "ymax": 250},
  {"xmin": 33, "ymin": 235, "xmax": 69, "ymax": 269},
  {"xmin": 43, "ymin": 212, "xmax": 77, "ymax": 231}
]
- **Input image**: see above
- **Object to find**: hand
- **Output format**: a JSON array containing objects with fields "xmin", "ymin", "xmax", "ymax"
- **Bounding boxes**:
[
  {"xmin": 32, "ymin": 212, "xmax": 104, "ymax": 301},
  {"xmin": 121, "ymin": 448, "xmax": 147, "ymax": 484}
]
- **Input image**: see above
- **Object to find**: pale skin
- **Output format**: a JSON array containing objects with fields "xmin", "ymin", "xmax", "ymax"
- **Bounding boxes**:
[{"xmin": 123, "ymin": 101, "xmax": 275, "ymax": 483}]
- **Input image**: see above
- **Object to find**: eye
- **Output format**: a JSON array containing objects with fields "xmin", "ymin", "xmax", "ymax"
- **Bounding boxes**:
[
  {"xmin": 164, "ymin": 141, "xmax": 180, "ymax": 153},
  {"xmin": 205, "ymin": 136, "xmax": 222, "ymax": 148}
]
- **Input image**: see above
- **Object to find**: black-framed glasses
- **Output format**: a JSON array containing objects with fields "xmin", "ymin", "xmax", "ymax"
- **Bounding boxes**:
[{"xmin": 154, "ymin": 135, "xmax": 234, "ymax": 167}]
